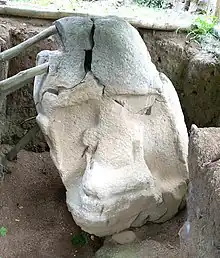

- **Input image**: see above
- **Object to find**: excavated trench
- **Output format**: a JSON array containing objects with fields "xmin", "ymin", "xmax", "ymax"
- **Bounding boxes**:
[{"xmin": 0, "ymin": 15, "xmax": 220, "ymax": 258}]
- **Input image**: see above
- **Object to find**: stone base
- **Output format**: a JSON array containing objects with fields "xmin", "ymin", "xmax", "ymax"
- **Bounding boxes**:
[{"xmin": 95, "ymin": 239, "xmax": 179, "ymax": 258}]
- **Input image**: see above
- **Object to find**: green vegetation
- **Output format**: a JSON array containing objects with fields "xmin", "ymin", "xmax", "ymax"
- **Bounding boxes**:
[
  {"xmin": 10, "ymin": 0, "xmax": 52, "ymax": 5},
  {"xmin": 11, "ymin": 0, "xmax": 172, "ymax": 9},
  {"xmin": 135, "ymin": 0, "xmax": 172, "ymax": 9},
  {"xmin": 0, "ymin": 226, "xmax": 7, "ymax": 237},
  {"xmin": 10, "ymin": 0, "xmax": 75, "ymax": 9},
  {"xmin": 0, "ymin": 227, "xmax": 7, "ymax": 258},
  {"xmin": 71, "ymin": 231, "xmax": 89, "ymax": 247},
  {"xmin": 187, "ymin": 15, "xmax": 219, "ymax": 42}
]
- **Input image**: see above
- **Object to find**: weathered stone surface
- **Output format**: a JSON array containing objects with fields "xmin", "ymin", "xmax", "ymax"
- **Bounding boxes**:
[
  {"xmin": 34, "ymin": 16, "xmax": 188, "ymax": 236},
  {"xmin": 179, "ymin": 126, "xmax": 220, "ymax": 258},
  {"xmin": 112, "ymin": 231, "xmax": 136, "ymax": 244},
  {"xmin": 95, "ymin": 239, "xmax": 179, "ymax": 258}
]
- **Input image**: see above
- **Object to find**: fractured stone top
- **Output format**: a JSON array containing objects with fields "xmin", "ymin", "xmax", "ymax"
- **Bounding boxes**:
[{"xmin": 34, "ymin": 16, "xmax": 166, "ymax": 110}]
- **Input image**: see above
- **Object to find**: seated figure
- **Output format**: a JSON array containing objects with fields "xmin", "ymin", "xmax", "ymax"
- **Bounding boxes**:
[{"xmin": 33, "ymin": 16, "xmax": 189, "ymax": 237}]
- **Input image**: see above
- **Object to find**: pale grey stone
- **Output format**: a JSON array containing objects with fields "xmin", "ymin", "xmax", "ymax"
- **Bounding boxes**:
[
  {"xmin": 34, "ymin": 16, "xmax": 188, "ymax": 237},
  {"xmin": 112, "ymin": 231, "xmax": 136, "ymax": 244}
]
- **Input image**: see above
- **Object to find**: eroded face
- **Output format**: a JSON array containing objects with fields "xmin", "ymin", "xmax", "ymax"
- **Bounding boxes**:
[{"xmin": 34, "ymin": 16, "xmax": 188, "ymax": 236}]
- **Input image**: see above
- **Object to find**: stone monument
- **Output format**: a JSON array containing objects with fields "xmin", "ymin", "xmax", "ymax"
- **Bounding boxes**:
[{"xmin": 33, "ymin": 16, "xmax": 189, "ymax": 236}]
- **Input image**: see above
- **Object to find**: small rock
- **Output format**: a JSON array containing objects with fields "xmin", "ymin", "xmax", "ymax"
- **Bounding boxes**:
[
  {"xmin": 17, "ymin": 204, "xmax": 23, "ymax": 209},
  {"xmin": 112, "ymin": 230, "xmax": 136, "ymax": 244}
]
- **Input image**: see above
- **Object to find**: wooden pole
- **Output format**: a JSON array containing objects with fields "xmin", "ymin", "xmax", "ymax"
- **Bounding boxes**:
[
  {"xmin": 0, "ymin": 62, "xmax": 49, "ymax": 96},
  {"xmin": 6, "ymin": 124, "xmax": 40, "ymax": 161},
  {"xmin": 215, "ymin": 0, "xmax": 220, "ymax": 18},
  {"xmin": 0, "ymin": 5, "xmax": 195, "ymax": 31},
  {"xmin": 0, "ymin": 25, "xmax": 56, "ymax": 61}
]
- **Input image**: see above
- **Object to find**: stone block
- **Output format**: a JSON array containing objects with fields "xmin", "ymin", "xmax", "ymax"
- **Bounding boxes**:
[
  {"xmin": 180, "ymin": 125, "xmax": 220, "ymax": 258},
  {"xmin": 34, "ymin": 16, "xmax": 189, "ymax": 236}
]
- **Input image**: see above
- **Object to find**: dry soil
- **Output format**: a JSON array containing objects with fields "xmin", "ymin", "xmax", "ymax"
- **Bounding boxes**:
[{"xmin": 0, "ymin": 147, "xmax": 185, "ymax": 258}]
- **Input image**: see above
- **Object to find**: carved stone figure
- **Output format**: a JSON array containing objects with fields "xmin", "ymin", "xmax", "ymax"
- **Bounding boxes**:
[{"xmin": 34, "ymin": 16, "xmax": 188, "ymax": 236}]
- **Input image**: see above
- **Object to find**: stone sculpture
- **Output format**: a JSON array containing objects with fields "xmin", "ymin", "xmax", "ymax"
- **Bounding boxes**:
[{"xmin": 33, "ymin": 16, "xmax": 189, "ymax": 236}]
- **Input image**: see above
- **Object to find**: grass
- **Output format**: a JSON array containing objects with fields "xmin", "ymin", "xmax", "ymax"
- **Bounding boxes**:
[
  {"xmin": 0, "ymin": 227, "xmax": 7, "ymax": 258},
  {"xmin": 187, "ymin": 15, "xmax": 219, "ymax": 42},
  {"xmin": 135, "ymin": 0, "xmax": 172, "ymax": 9},
  {"xmin": 71, "ymin": 231, "xmax": 89, "ymax": 247},
  {"xmin": 9, "ymin": 0, "xmax": 75, "ymax": 9},
  {"xmin": 0, "ymin": 226, "xmax": 7, "ymax": 237}
]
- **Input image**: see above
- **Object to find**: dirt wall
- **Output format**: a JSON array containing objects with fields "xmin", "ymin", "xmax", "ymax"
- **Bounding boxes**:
[
  {"xmin": 179, "ymin": 127, "xmax": 220, "ymax": 258},
  {"xmin": 0, "ymin": 17, "xmax": 57, "ymax": 151},
  {"xmin": 140, "ymin": 29, "xmax": 220, "ymax": 129},
  {"xmin": 0, "ymin": 16, "xmax": 220, "ymax": 151}
]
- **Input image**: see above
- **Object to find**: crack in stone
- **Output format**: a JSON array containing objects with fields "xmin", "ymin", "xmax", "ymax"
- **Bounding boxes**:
[
  {"xmin": 138, "ymin": 106, "xmax": 153, "ymax": 115},
  {"xmin": 81, "ymin": 146, "xmax": 89, "ymax": 158},
  {"xmin": 38, "ymin": 19, "xmax": 161, "ymax": 124},
  {"xmin": 114, "ymin": 99, "xmax": 124, "ymax": 107},
  {"xmin": 93, "ymin": 142, "xmax": 99, "ymax": 154},
  {"xmin": 36, "ymin": 85, "xmax": 71, "ymax": 106},
  {"xmin": 54, "ymin": 21, "xmax": 65, "ymax": 50},
  {"xmin": 84, "ymin": 19, "xmax": 95, "ymax": 73},
  {"xmin": 203, "ymin": 154, "xmax": 220, "ymax": 167},
  {"xmin": 100, "ymin": 205, "xmax": 104, "ymax": 216},
  {"xmin": 210, "ymin": 155, "xmax": 220, "ymax": 164},
  {"xmin": 38, "ymin": 19, "xmax": 97, "ymax": 106},
  {"xmin": 154, "ymin": 208, "xmax": 168, "ymax": 222},
  {"xmin": 155, "ymin": 98, "xmax": 166, "ymax": 103},
  {"xmin": 102, "ymin": 85, "xmax": 105, "ymax": 96},
  {"xmin": 145, "ymin": 106, "xmax": 152, "ymax": 115}
]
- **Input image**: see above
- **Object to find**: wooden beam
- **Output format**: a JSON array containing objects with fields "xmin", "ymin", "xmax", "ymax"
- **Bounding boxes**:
[
  {"xmin": 215, "ymin": 0, "xmax": 220, "ymax": 18},
  {"xmin": 0, "ymin": 62, "xmax": 49, "ymax": 96},
  {"xmin": 0, "ymin": 5, "xmax": 196, "ymax": 31},
  {"xmin": 0, "ymin": 25, "xmax": 56, "ymax": 61},
  {"xmin": 6, "ymin": 123, "xmax": 40, "ymax": 161}
]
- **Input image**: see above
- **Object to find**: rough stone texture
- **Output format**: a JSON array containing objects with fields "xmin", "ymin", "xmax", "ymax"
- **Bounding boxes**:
[
  {"xmin": 179, "ymin": 126, "xmax": 220, "ymax": 258},
  {"xmin": 34, "ymin": 16, "xmax": 188, "ymax": 236},
  {"xmin": 112, "ymin": 231, "xmax": 136, "ymax": 244}
]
